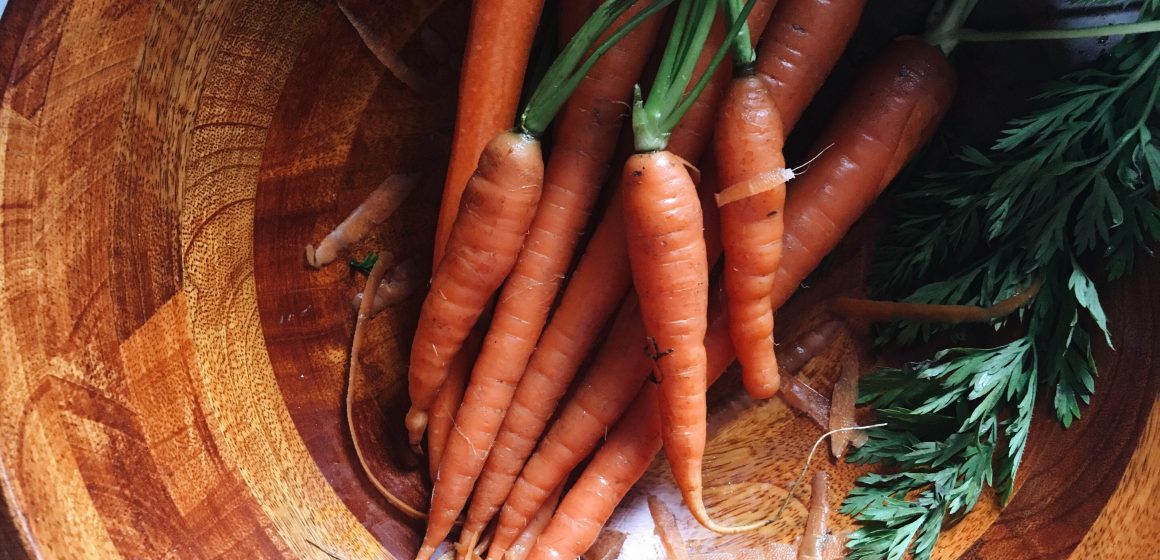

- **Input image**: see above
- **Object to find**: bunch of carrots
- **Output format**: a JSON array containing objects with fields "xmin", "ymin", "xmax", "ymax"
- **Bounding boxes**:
[{"xmin": 355, "ymin": 0, "xmax": 956, "ymax": 557}]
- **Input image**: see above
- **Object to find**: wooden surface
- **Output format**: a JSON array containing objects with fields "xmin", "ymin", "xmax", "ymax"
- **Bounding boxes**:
[{"xmin": 0, "ymin": 0, "xmax": 1157, "ymax": 559}]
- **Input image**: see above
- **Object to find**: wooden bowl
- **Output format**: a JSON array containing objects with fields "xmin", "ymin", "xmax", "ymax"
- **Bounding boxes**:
[{"xmin": 0, "ymin": 0, "xmax": 1156, "ymax": 558}]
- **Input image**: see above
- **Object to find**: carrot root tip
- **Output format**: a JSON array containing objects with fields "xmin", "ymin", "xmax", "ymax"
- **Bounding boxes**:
[
  {"xmin": 406, "ymin": 408, "xmax": 429, "ymax": 452},
  {"xmin": 304, "ymin": 244, "xmax": 320, "ymax": 268}
]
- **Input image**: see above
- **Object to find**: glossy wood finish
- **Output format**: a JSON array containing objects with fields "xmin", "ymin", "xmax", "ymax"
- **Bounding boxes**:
[{"xmin": 0, "ymin": 0, "xmax": 1156, "ymax": 558}]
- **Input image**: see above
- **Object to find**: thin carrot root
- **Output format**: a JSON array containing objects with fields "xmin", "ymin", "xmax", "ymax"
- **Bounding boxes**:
[
  {"xmin": 336, "ymin": 0, "xmax": 434, "ymax": 94},
  {"xmin": 347, "ymin": 253, "xmax": 428, "ymax": 521},
  {"xmin": 688, "ymin": 497, "xmax": 771, "ymax": 535},
  {"xmin": 457, "ymin": 530, "xmax": 481, "ymax": 560},
  {"xmin": 828, "ymin": 277, "xmax": 1043, "ymax": 324},
  {"xmin": 773, "ymin": 424, "xmax": 886, "ymax": 523},
  {"xmin": 306, "ymin": 173, "xmax": 420, "ymax": 268},
  {"xmin": 351, "ymin": 258, "xmax": 421, "ymax": 315}
]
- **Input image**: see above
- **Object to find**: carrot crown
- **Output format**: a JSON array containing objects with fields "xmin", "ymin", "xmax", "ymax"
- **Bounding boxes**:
[
  {"xmin": 519, "ymin": 0, "xmax": 675, "ymax": 137},
  {"xmin": 630, "ymin": 0, "xmax": 757, "ymax": 152}
]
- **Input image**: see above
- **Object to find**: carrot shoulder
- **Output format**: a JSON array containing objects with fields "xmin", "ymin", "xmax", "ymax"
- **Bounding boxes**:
[{"xmin": 433, "ymin": 0, "xmax": 546, "ymax": 265}]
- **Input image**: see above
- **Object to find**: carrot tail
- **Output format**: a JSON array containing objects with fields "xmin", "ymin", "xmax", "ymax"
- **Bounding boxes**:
[
  {"xmin": 504, "ymin": 485, "xmax": 562, "ymax": 560},
  {"xmin": 433, "ymin": 0, "xmax": 547, "ymax": 265}
]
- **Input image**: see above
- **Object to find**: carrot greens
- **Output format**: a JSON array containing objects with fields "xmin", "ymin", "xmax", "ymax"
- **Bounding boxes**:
[
  {"xmin": 844, "ymin": 2, "xmax": 1160, "ymax": 558},
  {"xmin": 631, "ymin": 0, "xmax": 756, "ymax": 151},
  {"xmin": 520, "ymin": 0, "xmax": 675, "ymax": 136}
]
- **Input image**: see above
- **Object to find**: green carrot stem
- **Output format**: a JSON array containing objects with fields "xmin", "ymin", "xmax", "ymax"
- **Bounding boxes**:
[
  {"xmin": 723, "ymin": 0, "xmax": 755, "ymax": 70},
  {"xmin": 522, "ymin": 0, "xmax": 663, "ymax": 136},
  {"xmin": 949, "ymin": 20, "xmax": 1160, "ymax": 44},
  {"xmin": 665, "ymin": 0, "xmax": 758, "ymax": 129}
]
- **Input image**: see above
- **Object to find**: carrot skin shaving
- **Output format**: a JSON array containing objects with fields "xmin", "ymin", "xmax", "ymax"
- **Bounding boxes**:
[
  {"xmin": 648, "ymin": 496, "xmax": 692, "ymax": 560},
  {"xmin": 407, "ymin": 132, "xmax": 543, "ymax": 452},
  {"xmin": 433, "ymin": 0, "xmax": 546, "ymax": 265},
  {"xmin": 716, "ymin": 74, "xmax": 789, "ymax": 400},
  {"xmin": 797, "ymin": 471, "xmax": 829, "ymax": 560},
  {"xmin": 306, "ymin": 174, "xmax": 419, "ymax": 268},
  {"xmin": 455, "ymin": 3, "xmax": 667, "ymax": 545},
  {"xmin": 781, "ymin": 373, "xmax": 831, "ymax": 431},
  {"xmin": 524, "ymin": 38, "xmax": 956, "ymax": 558},
  {"xmin": 829, "ymin": 356, "xmax": 860, "ymax": 458}
]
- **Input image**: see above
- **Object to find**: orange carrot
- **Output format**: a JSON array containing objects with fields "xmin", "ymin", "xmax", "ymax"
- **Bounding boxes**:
[
  {"xmin": 451, "ymin": 4, "xmax": 667, "ymax": 549},
  {"xmin": 484, "ymin": 177, "xmax": 725, "ymax": 559},
  {"xmin": 427, "ymin": 323, "xmax": 483, "ymax": 479},
  {"xmin": 416, "ymin": 3, "xmax": 678, "ymax": 555},
  {"xmin": 406, "ymin": 132, "xmax": 544, "ymax": 449},
  {"xmin": 473, "ymin": 3, "xmax": 779, "ymax": 552},
  {"xmin": 623, "ymin": 149, "xmax": 752, "ymax": 533},
  {"xmin": 433, "ymin": 0, "xmax": 546, "ymax": 265},
  {"xmin": 523, "ymin": 38, "xmax": 957, "ymax": 559},
  {"xmin": 714, "ymin": 74, "xmax": 788, "ymax": 399},
  {"xmin": 756, "ymin": 0, "xmax": 868, "ymax": 131}
]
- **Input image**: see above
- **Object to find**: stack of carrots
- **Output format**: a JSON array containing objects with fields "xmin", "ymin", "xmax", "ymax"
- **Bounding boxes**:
[{"xmin": 393, "ymin": 0, "xmax": 957, "ymax": 557}]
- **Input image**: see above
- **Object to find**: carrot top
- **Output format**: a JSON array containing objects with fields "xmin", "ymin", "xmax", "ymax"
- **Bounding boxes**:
[
  {"xmin": 630, "ymin": 0, "xmax": 756, "ymax": 152},
  {"xmin": 519, "ymin": 0, "xmax": 674, "ymax": 137}
]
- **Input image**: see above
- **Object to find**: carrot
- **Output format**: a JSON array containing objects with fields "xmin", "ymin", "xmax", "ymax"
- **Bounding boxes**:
[
  {"xmin": 433, "ymin": 0, "xmax": 546, "ymax": 265},
  {"xmin": 405, "ymin": 131, "xmax": 544, "ymax": 449},
  {"xmin": 469, "ymin": 1, "xmax": 779, "ymax": 549},
  {"xmin": 523, "ymin": 38, "xmax": 957, "ymax": 558},
  {"xmin": 756, "ymin": 0, "xmax": 869, "ymax": 131},
  {"xmin": 769, "ymin": 37, "xmax": 956, "ymax": 307},
  {"xmin": 415, "ymin": 3, "xmax": 677, "ymax": 556},
  {"xmin": 451, "ymin": 3, "xmax": 667, "ymax": 550},
  {"xmin": 714, "ymin": 73, "xmax": 789, "ymax": 399},
  {"xmin": 409, "ymin": 0, "xmax": 666, "ymax": 455},
  {"xmin": 489, "ymin": 0, "xmax": 864, "ymax": 543},
  {"xmin": 483, "ymin": 177, "xmax": 726, "ymax": 560},
  {"xmin": 426, "ymin": 323, "xmax": 481, "ymax": 479}
]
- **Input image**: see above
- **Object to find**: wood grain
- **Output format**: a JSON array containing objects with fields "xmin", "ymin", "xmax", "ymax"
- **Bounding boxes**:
[{"xmin": 0, "ymin": 0, "xmax": 1156, "ymax": 558}]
